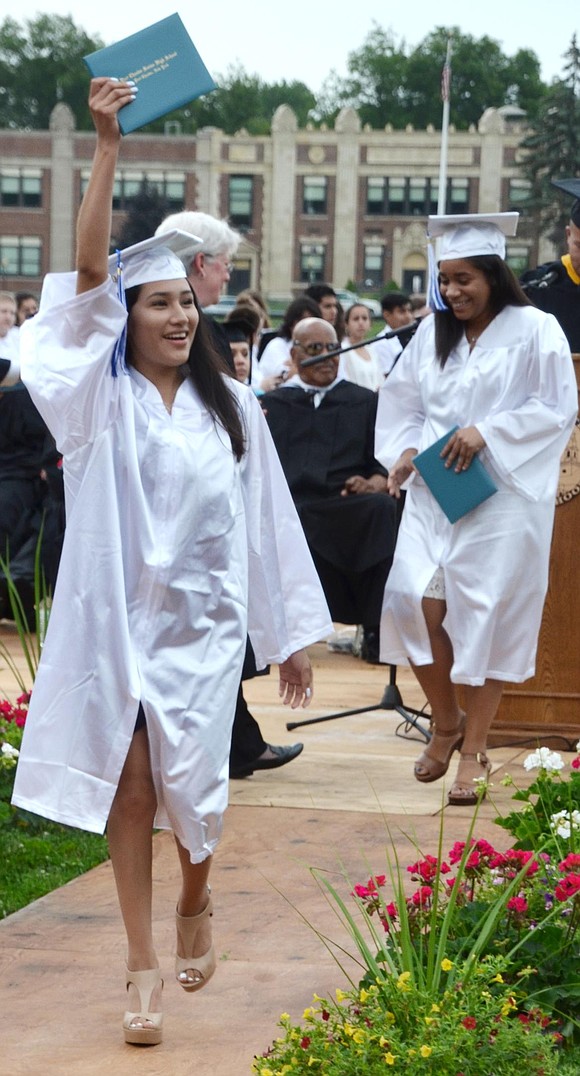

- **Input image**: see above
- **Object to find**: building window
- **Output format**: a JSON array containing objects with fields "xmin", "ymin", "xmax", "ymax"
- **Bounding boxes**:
[
  {"xmin": 82, "ymin": 170, "xmax": 186, "ymax": 210},
  {"xmin": 505, "ymin": 244, "xmax": 529, "ymax": 275},
  {"xmin": 0, "ymin": 236, "xmax": 42, "ymax": 277},
  {"xmin": 447, "ymin": 178, "xmax": 470, "ymax": 214},
  {"xmin": 303, "ymin": 176, "xmax": 327, "ymax": 215},
  {"xmin": 367, "ymin": 177, "xmax": 386, "ymax": 215},
  {"xmin": 366, "ymin": 176, "xmax": 470, "ymax": 216},
  {"xmin": 228, "ymin": 175, "xmax": 253, "ymax": 228},
  {"xmin": 0, "ymin": 168, "xmax": 42, "ymax": 208},
  {"xmin": 363, "ymin": 244, "xmax": 384, "ymax": 286},
  {"xmin": 300, "ymin": 242, "xmax": 326, "ymax": 282},
  {"xmin": 508, "ymin": 179, "xmax": 531, "ymax": 211}
]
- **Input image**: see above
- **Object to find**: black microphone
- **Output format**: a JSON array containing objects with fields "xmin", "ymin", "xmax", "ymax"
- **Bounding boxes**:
[{"xmin": 299, "ymin": 319, "xmax": 421, "ymax": 367}]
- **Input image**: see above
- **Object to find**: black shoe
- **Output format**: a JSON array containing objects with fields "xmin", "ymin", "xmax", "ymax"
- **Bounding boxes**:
[
  {"xmin": 361, "ymin": 628, "xmax": 381, "ymax": 664},
  {"xmin": 230, "ymin": 742, "xmax": 304, "ymax": 779}
]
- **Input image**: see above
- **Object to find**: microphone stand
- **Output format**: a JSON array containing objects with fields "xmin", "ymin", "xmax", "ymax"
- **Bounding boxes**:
[{"xmin": 289, "ymin": 315, "xmax": 430, "ymax": 741}]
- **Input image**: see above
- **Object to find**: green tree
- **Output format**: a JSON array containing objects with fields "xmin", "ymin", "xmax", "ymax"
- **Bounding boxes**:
[
  {"xmin": 0, "ymin": 14, "xmax": 103, "ymax": 130},
  {"xmin": 114, "ymin": 182, "xmax": 171, "ymax": 248},
  {"xmin": 519, "ymin": 35, "xmax": 580, "ymax": 243},
  {"xmin": 317, "ymin": 24, "xmax": 547, "ymax": 130},
  {"xmin": 144, "ymin": 65, "xmax": 316, "ymax": 135}
]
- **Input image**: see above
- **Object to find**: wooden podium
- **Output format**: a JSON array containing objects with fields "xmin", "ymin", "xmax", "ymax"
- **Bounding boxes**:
[{"xmin": 490, "ymin": 355, "xmax": 580, "ymax": 748}]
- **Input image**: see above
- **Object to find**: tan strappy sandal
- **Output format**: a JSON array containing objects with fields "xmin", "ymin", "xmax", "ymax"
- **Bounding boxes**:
[
  {"xmin": 448, "ymin": 752, "xmax": 492, "ymax": 806},
  {"xmin": 175, "ymin": 893, "xmax": 216, "ymax": 992},
  {"xmin": 123, "ymin": 966, "xmax": 163, "ymax": 1046},
  {"xmin": 414, "ymin": 716, "xmax": 465, "ymax": 783}
]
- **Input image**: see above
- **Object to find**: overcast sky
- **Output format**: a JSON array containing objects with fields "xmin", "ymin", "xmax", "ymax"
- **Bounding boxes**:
[{"xmin": 13, "ymin": 2, "xmax": 579, "ymax": 93}]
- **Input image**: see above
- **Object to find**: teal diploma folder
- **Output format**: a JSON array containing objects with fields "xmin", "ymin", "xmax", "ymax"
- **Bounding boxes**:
[
  {"xmin": 412, "ymin": 426, "xmax": 498, "ymax": 523},
  {"xmin": 84, "ymin": 13, "xmax": 217, "ymax": 135}
]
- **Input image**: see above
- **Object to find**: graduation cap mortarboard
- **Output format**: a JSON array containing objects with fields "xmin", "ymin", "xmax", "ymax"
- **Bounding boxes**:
[
  {"xmin": 550, "ymin": 178, "xmax": 580, "ymax": 227},
  {"xmin": 426, "ymin": 213, "xmax": 519, "ymax": 311},
  {"xmin": 108, "ymin": 229, "xmax": 202, "ymax": 376}
]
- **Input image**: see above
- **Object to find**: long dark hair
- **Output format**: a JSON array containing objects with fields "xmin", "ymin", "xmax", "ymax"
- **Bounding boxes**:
[
  {"xmin": 278, "ymin": 296, "xmax": 321, "ymax": 340},
  {"xmin": 125, "ymin": 283, "xmax": 246, "ymax": 460},
  {"xmin": 434, "ymin": 255, "xmax": 531, "ymax": 367}
]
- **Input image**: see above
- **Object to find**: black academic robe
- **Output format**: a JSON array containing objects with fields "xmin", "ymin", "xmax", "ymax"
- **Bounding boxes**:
[
  {"xmin": 263, "ymin": 380, "xmax": 397, "ymax": 625},
  {"xmin": 521, "ymin": 260, "xmax": 580, "ymax": 351}
]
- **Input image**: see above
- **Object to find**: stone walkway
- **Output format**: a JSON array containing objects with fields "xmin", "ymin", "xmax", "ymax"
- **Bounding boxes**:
[{"xmin": 0, "ymin": 630, "xmax": 552, "ymax": 1074}]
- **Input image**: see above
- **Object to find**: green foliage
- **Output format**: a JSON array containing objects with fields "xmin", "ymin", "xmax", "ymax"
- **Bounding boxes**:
[
  {"xmin": 519, "ymin": 35, "xmax": 580, "ymax": 244},
  {"xmin": 115, "ymin": 181, "xmax": 171, "ymax": 247},
  {"xmin": 0, "ymin": 14, "xmax": 103, "ymax": 129},
  {"xmin": 317, "ymin": 23, "xmax": 547, "ymax": 130},
  {"xmin": 494, "ymin": 747, "xmax": 580, "ymax": 858}
]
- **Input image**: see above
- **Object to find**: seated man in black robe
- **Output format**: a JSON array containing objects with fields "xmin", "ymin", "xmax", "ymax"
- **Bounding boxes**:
[{"xmin": 262, "ymin": 317, "xmax": 397, "ymax": 662}]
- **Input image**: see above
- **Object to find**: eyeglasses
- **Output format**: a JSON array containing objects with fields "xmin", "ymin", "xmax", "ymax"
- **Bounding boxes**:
[
  {"xmin": 205, "ymin": 254, "xmax": 234, "ymax": 273},
  {"xmin": 292, "ymin": 340, "xmax": 337, "ymax": 357}
]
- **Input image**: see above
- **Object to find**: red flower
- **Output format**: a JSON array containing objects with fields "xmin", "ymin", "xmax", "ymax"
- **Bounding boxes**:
[
  {"xmin": 559, "ymin": 853, "xmax": 580, "ymax": 872},
  {"xmin": 571, "ymin": 757, "xmax": 580, "ymax": 770},
  {"xmin": 462, "ymin": 1016, "xmax": 477, "ymax": 1029},
  {"xmin": 507, "ymin": 896, "xmax": 528, "ymax": 914},
  {"xmin": 554, "ymin": 873, "xmax": 580, "ymax": 902},
  {"xmin": 410, "ymin": 885, "xmax": 433, "ymax": 907},
  {"xmin": 300, "ymin": 1036, "xmax": 311, "ymax": 1049},
  {"xmin": 321, "ymin": 1010, "xmax": 330, "ymax": 1022}
]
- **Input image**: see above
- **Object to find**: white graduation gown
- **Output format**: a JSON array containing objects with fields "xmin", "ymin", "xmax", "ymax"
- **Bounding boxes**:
[
  {"xmin": 375, "ymin": 305, "xmax": 577, "ymax": 687},
  {"xmin": 12, "ymin": 274, "xmax": 333, "ymax": 860}
]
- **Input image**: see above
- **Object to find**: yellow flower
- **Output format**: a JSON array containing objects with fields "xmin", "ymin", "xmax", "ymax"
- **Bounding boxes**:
[
  {"xmin": 380, "ymin": 1036, "xmax": 390, "ymax": 1048},
  {"xmin": 302, "ymin": 1007, "xmax": 316, "ymax": 1020},
  {"xmin": 440, "ymin": 958, "xmax": 453, "ymax": 972},
  {"xmin": 408, "ymin": 1049, "xmax": 417, "ymax": 1058},
  {"xmin": 431, "ymin": 1004, "xmax": 440, "ymax": 1013},
  {"xmin": 397, "ymin": 971, "xmax": 411, "ymax": 991},
  {"xmin": 385, "ymin": 1011, "xmax": 396, "ymax": 1025},
  {"xmin": 352, "ymin": 1030, "xmax": 366, "ymax": 1044},
  {"xmin": 359, "ymin": 988, "xmax": 370, "ymax": 1003},
  {"xmin": 280, "ymin": 1013, "xmax": 291, "ymax": 1022},
  {"xmin": 384, "ymin": 1052, "xmax": 397, "ymax": 1065},
  {"xmin": 308, "ymin": 1059, "xmax": 319, "ymax": 1068},
  {"xmin": 420, "ymin": 1045, "xmax": 433, "ymax": 1058},
  {"xmin": 335, "ymin": 988, "xmax": 348, "ymax": 1002},
  {"xmin": 490, "ymin": 973, "xmax": 504, "ymax": 984},
  {"xmin": 424, "ymin": 1016, "xmax": 434, "ymax": 1025}
]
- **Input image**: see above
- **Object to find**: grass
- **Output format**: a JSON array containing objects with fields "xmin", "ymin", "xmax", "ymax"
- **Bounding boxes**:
[{"xmin": 0, "ymin": 810, "xmax": 109, "ymax": 919}]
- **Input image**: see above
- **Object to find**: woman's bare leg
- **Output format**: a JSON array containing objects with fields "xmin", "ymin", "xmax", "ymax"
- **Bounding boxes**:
[
  {"xmin": 107, "ymin": 725, "xmax": 161, "ymax": 1020},
  {"xmin": 174, "ymin": 841, "xmax": 213, "ymax": 967},
  {"xmin": 410, "ymin": 596, "xmax": 463, "ymax": 732}
]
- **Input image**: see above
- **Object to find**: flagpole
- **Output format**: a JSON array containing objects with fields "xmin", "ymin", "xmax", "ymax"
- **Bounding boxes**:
[{"xmin": 437, "ymin": 37, "xmax": 452, "ymax": 215}]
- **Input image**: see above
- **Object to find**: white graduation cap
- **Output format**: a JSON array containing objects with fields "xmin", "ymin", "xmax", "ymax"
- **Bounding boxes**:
[
  {"xmin": 426, "ymin": 213, "xmax": 519, "ymax": 312},
  {"xmin": 108, "ymin": 229, "xmax": 202, "ymax": 376},
  {"xmin": 108, "ymin": 229, "xmax": 202, "ymax": 290},
  {"xmin": 428, "ymin": 212, "xmax": 519, "ymax": 262}
]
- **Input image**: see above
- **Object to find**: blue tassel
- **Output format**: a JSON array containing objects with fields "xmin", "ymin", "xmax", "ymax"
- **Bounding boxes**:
[
  {"xmin": 111, "ymin": 249, "xmax": 128, "ymax": 377},
  {"xmin": 427, "ymin": 240, "xmax": 447, "ymax": 313}
]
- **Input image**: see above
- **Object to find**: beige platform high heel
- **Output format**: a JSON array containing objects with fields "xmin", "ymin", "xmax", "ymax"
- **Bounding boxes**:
[
  {"xmin": 123, "ymin": 967, "xmax": 163, "ymax": 1046},
  {"xmin": 175, "ymin": 893, "xmax": 216, "ymax": 992}
]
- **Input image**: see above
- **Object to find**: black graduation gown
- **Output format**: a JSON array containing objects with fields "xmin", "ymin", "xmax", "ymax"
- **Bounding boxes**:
[
  {"xmin": 263, "ymin": 380, "xmax": 397, "ymax": 625},
  {"xmin": 521, "ymin": 260, "xmax": 580, "ymax": 351}
]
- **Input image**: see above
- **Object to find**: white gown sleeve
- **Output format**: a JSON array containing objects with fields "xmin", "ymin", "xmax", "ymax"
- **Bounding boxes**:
[
  {"xmin": 477, "ymin": 313, "xmax": 577, "ymax": 501},
  {"xmin": 238, "ymin": 389, "xmax": 334, "ymax": 667},
  {"xmin": 19, "ymin": 273, "xmax": 127, "ymax": 454},
  {"xmin": 374, "ymin": 320, "xmax": 428, "ymax": 469}
]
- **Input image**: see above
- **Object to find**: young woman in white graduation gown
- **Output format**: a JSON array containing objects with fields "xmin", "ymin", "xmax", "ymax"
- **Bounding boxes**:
[
  {"xmin": 375, "ymin": 213, "xmax": 577, "ymax": 806},
  {"xmin": 12, "ymin": 78, "xmax": 332, "ymax": 1045}
]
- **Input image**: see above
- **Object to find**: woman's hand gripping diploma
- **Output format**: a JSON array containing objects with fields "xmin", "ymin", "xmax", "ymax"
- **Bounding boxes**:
[
  {"xmin": 440, "ymin": 426, "xmax": 486, "ymax": 472},
  {"xmin": 278, "ymin": 649, "xmax": 313, "ymax": 710},
  {"xmin": 88, "ymin": 76, "xmax": 138, "ymax": 140}
]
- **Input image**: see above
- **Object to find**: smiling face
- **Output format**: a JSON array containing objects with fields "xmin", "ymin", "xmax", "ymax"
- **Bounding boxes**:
[
  {"xmin": 127, "ymin": 279, "xmax": 199, "ymax": 385},
  {"xmin": 438, "ymin": 259, "xmax": 493, "ymax": 329}
]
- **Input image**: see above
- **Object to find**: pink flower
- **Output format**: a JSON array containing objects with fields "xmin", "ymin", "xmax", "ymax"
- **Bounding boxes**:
[
  {"xmin": 559, "ymin": 853, "xmax": 580, "ymax": 872},
  {"xmin": 571, "ymin": 757, "xmax": 580, "ymax": 770}
]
